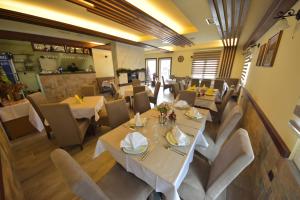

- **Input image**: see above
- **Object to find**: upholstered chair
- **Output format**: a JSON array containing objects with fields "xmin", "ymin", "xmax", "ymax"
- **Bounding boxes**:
[
  {"xmin": 105, "ymin": 99, "xmax": 130, "ymax": 128},
  {"xmin": 200, "ymin": 79, "xmax": 211, "ymax": 87},
  {"xmin": 220, "ymin": 99, "xmax": 237, "ymax": 123},
  {"xmin": 111, "ymin": 82, "xmax": 121, "ymax": 99},
  {"xmin": 191, "ymin": 78, "xmax": 200, "ymax": 87},
  {"xmin": 51, "ymin": 149, "xmax": 153, "ymax": 200},
  {"xmin": 134, "ymin": 91, "xmax": 151, "ymax": 114},
  {"xmin": 178, "ymin": 128, "xmax": 254, "ymax": 200},
  {"xmin": 178, "ymin": 91, "xmax": 196, "ymax": 106},
  {"xmin": 132, "ymin": 79, "xmax": 141, "ymax": 86},
  {"xmin": 162, "ymin": 76, "xmax": 172, "ymax": 91},
  {"xmin": 213, "ymin": 79, "xmax": 225, "ymax": 93},
  {"xmin": 149, "ymin": 81, "xmax": 161, "ymax": 105},
  {"xmin": 81, "ymin": 85, "xmax": 95, "ymax": 96},
  {"xmin": 195, "ymin": 105, "xmax": 243, "ymax": 161},
  {"xmin": 218, "ymin": 88, "xmax": 235, "ymax": 115},
  {"xmin": 27, "ymin": 92, "xmax": 51, "ymax": 139},
  {"xmin": 40, "ymin": 103, "xmax": 90, "ymax": 150},
  {"xmin": 133, "ymin": 85, "xmax": 145, "ymax": 95},
  {"xmin": 172, "ymin": 83, "xmax": 180, "ymax": 99}
]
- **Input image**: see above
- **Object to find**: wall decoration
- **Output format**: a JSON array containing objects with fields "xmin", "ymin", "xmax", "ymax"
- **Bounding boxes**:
[
  {"xmin": 256, "ymin": 43, "xmax": 267, "ymax": 66},
  {"xmin": 177, "ymin": 55, "xmax": 184, "ymax": 62},
  {"xmin": 262, "ymin": 31, "xmax": 283, "ymax": 67}
]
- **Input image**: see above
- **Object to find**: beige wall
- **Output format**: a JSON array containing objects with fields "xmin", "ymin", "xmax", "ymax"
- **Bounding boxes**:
[
  {"xmin": 245, "ymin": 1, "xmax": 300, "ymax": 150},
  {"xmin": 92, "ymin": 48, "xmax": 114, "ymax": 77},
  {"xmin": 230, "ymin": 47, "xmax": 244, "ymax": 78},
  {"xmin": 145, "ymin": 48, "xmax": 224, "ymax": 77}
]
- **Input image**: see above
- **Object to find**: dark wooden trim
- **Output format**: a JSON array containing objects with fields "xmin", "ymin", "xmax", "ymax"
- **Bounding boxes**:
[
  {"xmin": 243, "ymin": 0, "xmax": 298, "ymax": 50},
  {"xmin": 0, "ymin": 8, "xmax": 167, "ymax": 51},
  {"xmin": 0, "ymin": 154, "xmax": 4, "ymax": 200},
  {"xmin": 242, "ymin": 87, "xmax": 291, "ymax": 157}
]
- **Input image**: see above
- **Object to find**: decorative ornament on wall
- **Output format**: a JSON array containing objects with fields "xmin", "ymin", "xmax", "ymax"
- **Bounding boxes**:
[{"xmin": 177, "ymin": 56, "xmax": 184, "ymax": 62}]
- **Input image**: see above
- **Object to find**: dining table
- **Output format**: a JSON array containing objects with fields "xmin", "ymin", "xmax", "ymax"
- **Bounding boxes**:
[
  {"xmin": 94, "ymin": 106, "xmax": 211, "ymax": 200},
  {"xmin": 119, "ymin": 85, "xmax": 153, "ymax": 98},
  {"xmin": 60, "ymin": 96, "xmax": 105, "ymax": 121}
]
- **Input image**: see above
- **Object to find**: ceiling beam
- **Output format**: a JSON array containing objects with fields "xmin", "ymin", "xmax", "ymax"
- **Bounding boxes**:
[
  {"xmin": 0, "ymin": 8, "xmax": 169, "ymax": 52},
  {"xmin": 243, "ymin": 0, "xmax": 298, "ymax": 50},
  {"xmin": 66, "ymin": 0, "xmax": 194, "ymax": 47}
]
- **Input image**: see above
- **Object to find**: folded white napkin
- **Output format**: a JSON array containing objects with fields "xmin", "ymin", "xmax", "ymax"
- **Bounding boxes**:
[
  {"xmin": 174, "ymin": 100, "xmax": 189, "ymax": 108},
  {"xmin": 120, "ymin": 132, "xmax": 148, "ymax": 149},
  {"xmin": 172, "ymin": 126, "xmax": 187, "ymax": 146},
  {"xmin": 188, "ymin": 107, "xmax": 203, "ymax": 119},
  {"xmin": 135, "ymin": 112, "xmax": 142, "ymax": 127}
]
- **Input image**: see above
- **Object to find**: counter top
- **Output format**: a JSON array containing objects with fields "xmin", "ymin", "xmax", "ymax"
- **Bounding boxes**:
[{"xmin": 38, "ymin": 71, "xmax": 95, "ymax": 76}]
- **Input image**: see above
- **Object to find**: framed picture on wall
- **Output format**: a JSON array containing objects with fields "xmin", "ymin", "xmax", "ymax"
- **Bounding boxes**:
[
  {"xmin": 256, "ymin": 43, "xmax": 267, "ymax": 66},
  {"xmin": 262, "ymin": 30, "xmax": 283, "ymax": 67}
]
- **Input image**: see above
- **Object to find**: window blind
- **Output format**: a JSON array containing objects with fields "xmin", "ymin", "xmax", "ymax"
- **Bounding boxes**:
[
  {"xmin": 192, "ymin": 50, "xmax": 221, "ymax": 79},
  {"xmin": 240, "ymin": 51, "xmax": 252, "ymax": 86}
]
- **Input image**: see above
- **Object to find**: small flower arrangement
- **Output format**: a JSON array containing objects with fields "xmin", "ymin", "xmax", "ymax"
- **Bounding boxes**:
[{"xmin": 157, "ymin": 102, "xmax": 170, "ymax": 114}]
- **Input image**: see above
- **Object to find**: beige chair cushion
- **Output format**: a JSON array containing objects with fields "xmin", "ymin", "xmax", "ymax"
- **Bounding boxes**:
[
  {"xmin": 97, "ymin": 164, "xmax": 153, "ymax": 200},
  {"xmin": 178, "ymin": 91, "xmax": 196, "ymax": 106},
  {"xmin": 206, "ymin": 129, "xmax": 254, "ymax": 199},
  {"xmin": 133, "ymin": 91, "xmax": 151, "ymax": 114},
  {"xmin": 41, "ymin": 103, "xmax": 88, "ymax": 148},
  {"xmin": 51, "ymin": 149, "xmax": 110, "ymax": 200},
  {"xmin": 105, "ymin": 99, "xmax": 130, "ymax": 128},
  {"xmin": 220, "ymin": 100, "xmax": 237, "ymax": 123},
  {"xmin": 196, "ymin": 105, "xmax": 243, "ymax": 161},
  {"xmin": 179, "ymin": 129, "xmax": 254, "ymax": 200}
]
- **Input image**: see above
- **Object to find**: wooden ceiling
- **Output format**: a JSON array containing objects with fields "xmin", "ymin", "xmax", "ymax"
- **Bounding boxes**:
[
  {"xmin": 66, "ymin": 0, "xmax": 193, "ymax": 47},
  {"xmin": 209, "ymin": 0, "xmax": 250, "ymax": 47}
]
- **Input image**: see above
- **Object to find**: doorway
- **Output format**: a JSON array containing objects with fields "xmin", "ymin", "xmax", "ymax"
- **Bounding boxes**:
[
  {"xmin": 145, "ymin": 58, "xmax": 157, "ymax": 83},
  {"xmin": 158, "ymin": 57, "xmax": 172, "ymax": 81}
]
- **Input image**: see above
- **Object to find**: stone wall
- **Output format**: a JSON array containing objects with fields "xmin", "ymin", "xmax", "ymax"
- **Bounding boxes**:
[
  {"xmin": 38, "ymin": 73, "xmax": 98, "ymax": 102},
  {"xmin": 227, "ymin": 92, "xmax": 300, "ymax": 199}
]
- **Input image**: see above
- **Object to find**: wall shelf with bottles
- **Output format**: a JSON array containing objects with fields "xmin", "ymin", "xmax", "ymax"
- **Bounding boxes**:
[{"xmin": 31, "ymin": 42, "xmax": 92, "ymax": 55}]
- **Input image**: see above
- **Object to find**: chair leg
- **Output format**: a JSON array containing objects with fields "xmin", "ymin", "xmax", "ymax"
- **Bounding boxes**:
[{"xmin": 80, "ymin": 144, "xmax": 83, "ymax": 150}]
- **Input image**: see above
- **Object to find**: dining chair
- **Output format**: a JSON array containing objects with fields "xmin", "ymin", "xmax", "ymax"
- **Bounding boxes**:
[
  {"xmin": 40, "ymin": 103, "xmax": 89, "ymax": 150},
  {"xmin": 51, "ymin": 149, "xmax": 153, "ymax": 200},
  {"xmin": 195, "ymin": 105, "xmax": 243, "ymax": 161},
  {"xmin": 200, "ymin": 79, "xmax": 211, "ymax": 87},
  {"xmin": 178, "ymin": 128, "xmax": 254, "ymax": 200},
  {"xmin": 111, "ymin": 82, "xmax": 121, "ymax": 99},
  {"xmin": 132, "ymin": 79, "xmax": 141, "ymax": 86},
  {"xmin": 134, "ymin": 91, "xmax": 151, "ymax": 114},
  {"xmin": 133, "ymin": 85, "xmax": 145, "ymax": 95},
  {"xmin": 81, "ymin": 85, "xmax": 95, "ymax": 96},
  {"xmin": 149, "ymin": 81, "xmax": 161, "ymax": 105},
  {"xmin": 27, "ymin": 92, "xmax": 52, "ymax": 139},
  {"xmin": 178, "ymin": 81, "xmax": 185, "ymax": 91},
  {"xmin": 191, "ymin": 78, "xmax": 200, "ymax": 87},
  {"xmin": 162, "ymin": 76, "xmax": 172, "ymax": 91},
  {"xmin": 105, "ymin": 99, "xmax": 130, "ymax": 128},
  {"xmin": 221, "ymin": 99, "xmax": 237, "ymax": 123},
  {"xmin": 218, "ymin": 88, "xmax": 235, "ymax": 116},
  {"xmin": 172, "ymin": 83, "xmax": 180, "ymax": 99},
  {"xmin": 178, "ymin": 91, "xmax": 196, "ymax": 106},
  {"xmin": 213, "ymin": 79, "xmax": 225, "ymax": 92}
]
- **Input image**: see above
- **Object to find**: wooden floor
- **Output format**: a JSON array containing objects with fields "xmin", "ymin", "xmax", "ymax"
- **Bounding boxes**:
[
  {"xmin": 11, "ymin": 87, "xmax": 250, "ymax": 200},
  {"xmin": 11, "ymin": 86, "xmax": 174, "ymax": 200}
]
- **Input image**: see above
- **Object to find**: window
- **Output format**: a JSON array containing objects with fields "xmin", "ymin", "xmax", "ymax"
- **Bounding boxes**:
[
  {"xmin": 240, "ymin": 51, "xmax": 252, "ymax": 86},
  {"xmin": 145, "ymin": 58, "xmax": 157, "ymax": 82},
  {"xmin": 158, "ymin": 57, "xmax": 172, "ymax": 81},
  {"xmin": 191, "ymin": 50, "xmax": 221, "ymax": 79}
]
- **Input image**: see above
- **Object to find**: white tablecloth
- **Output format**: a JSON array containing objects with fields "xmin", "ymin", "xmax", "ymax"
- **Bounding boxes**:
[
  {"xmin": 194, "ymin": 95, "xmax": 218, "ymax": 112},
  {"xmin": 94, "ymin": 108, "xmax": 210, "ymax": 200},
  {"xmin": 60, "ymin": 96, "xmax": 104, "ymax": 121},
  {"xmin": 0, "ymin": 99, "xmax": 44, "ymax": 132},
  {"xmin": 119, "ymin": 85, "xmax": 153, "ymax": 98}
]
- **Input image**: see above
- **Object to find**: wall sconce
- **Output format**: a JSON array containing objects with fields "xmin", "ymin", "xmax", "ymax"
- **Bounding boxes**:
[
  {"xmin": 274, "ymin": 9, "xmax": 300, "ymax": 30},
  {"xmin": 289, "ymin": 98, "xmax": 300, "ymax": 137}
]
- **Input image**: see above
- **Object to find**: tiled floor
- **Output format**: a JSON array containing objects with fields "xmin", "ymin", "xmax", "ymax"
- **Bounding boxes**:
[{"xmin": 11, "ymin": 86, "xmax": 251, "ymax": 199}]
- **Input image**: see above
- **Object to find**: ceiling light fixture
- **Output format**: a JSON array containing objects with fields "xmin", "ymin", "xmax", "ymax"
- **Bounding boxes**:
[
  {"xmin": 205, "ymin": 18, "xmax": 215, "ymax": 25},
  {"xmin": 78, "ymin": 0, "xmax": 94, "ymax": 7},
  {"xmin": 89, "ymin": 42, "xmax": 104, "ymax": 45}
]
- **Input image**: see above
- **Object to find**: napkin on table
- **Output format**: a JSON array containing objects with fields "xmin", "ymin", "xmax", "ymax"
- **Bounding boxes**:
[
  {"xmin": 120, "ymin": 132, "xmax": 148, "ymax": 149},
  {"xmin": 188, "ymin": 107, "xmax": 203, "ymax": 119},
  {"xmin": 174, "ymin": 100, "xmax": 189, "ymax": 108},
  {"xmin": 74, "ymin": 95, "xmax": 83, "ymax": 104},
  {"xmin": 172, "ymin": 126, "xmax": 188, "ymax": 146}
]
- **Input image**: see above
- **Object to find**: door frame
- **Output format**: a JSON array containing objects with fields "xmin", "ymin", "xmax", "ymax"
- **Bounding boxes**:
[{"xmin": 158, "ymin": 57, "xmax": 172, "ymax": 79}]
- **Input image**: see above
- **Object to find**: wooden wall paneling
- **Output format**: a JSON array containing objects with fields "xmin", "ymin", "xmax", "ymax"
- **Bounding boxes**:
[
  {"xmin": 66, "ymin": 0, "xmax": 193, "ymax": 47},
  {"xmin": 0, "ymin": 9, "xmax": 169, "ymax": 52},
  {"xmin": 242, "ymin": 88, "xmax": 291, "ymax": 157},
  {"xmin": 243, "ymin": 0, "xmax": 298, "ymax": 50},
  {"xmin": 0, "ymin": 156, "xmax": 4, "ymax": 200}
]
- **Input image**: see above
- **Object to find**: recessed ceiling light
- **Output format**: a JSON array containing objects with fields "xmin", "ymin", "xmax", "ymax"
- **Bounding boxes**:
[
  {"xmin": 205, "ymin": 18, "xmax": 215, "ymax": 25},
  {"xmin": 78, "ymin": 0, "xmax": 94, "ymax": 7},
  {"xmin": 162, "ymin": 41, "xmax": 169, "ymax": 44}
]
